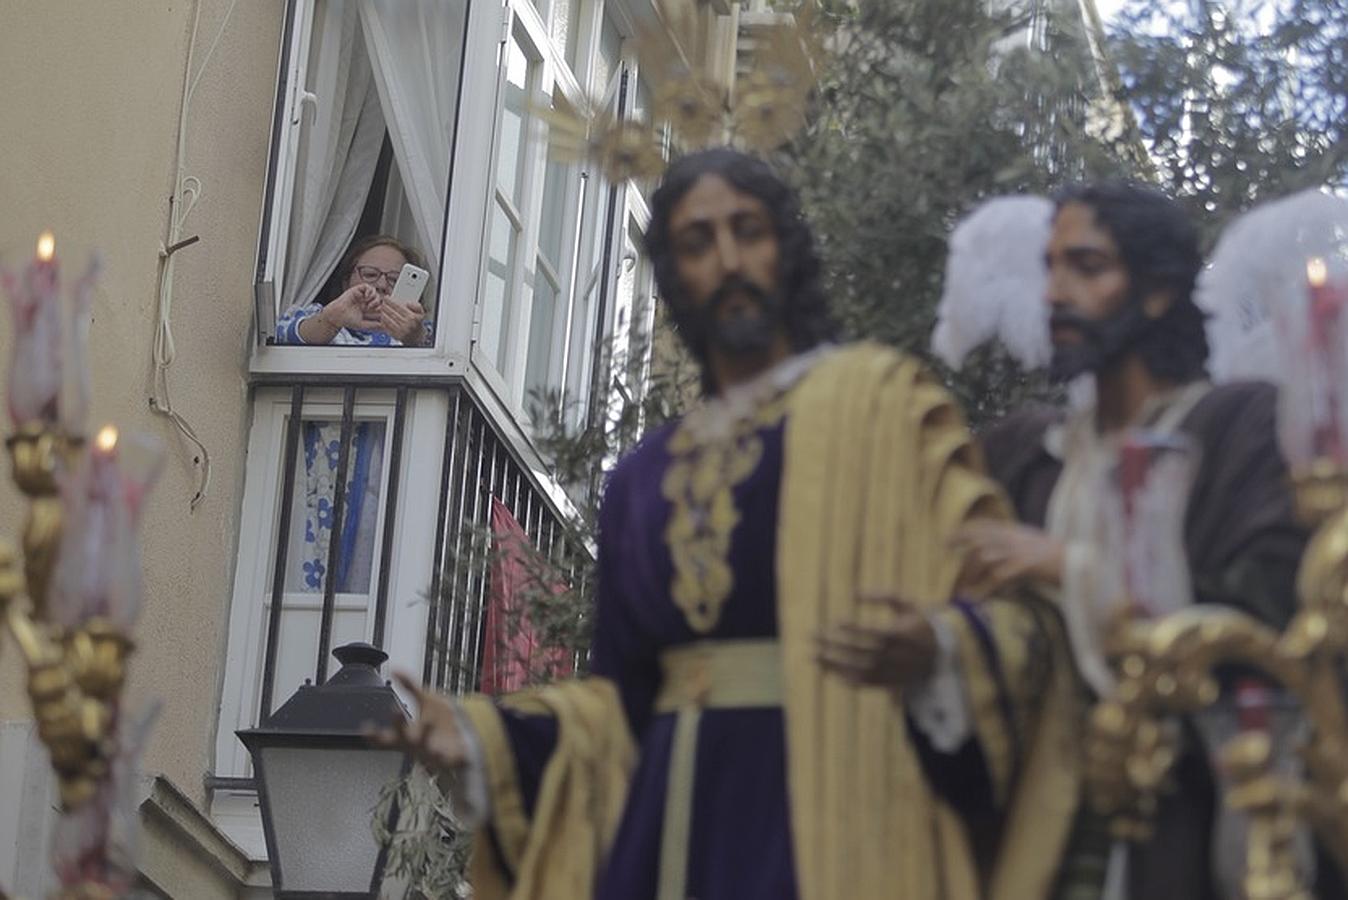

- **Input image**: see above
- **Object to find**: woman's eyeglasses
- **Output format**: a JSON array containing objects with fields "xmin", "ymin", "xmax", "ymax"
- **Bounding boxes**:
[{"xmin": 354, "ymin": 265, "xmax": 402, "ymax": 288}]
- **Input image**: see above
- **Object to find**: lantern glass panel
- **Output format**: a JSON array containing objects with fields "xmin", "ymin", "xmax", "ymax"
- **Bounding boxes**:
[{"xmin": 259, "ymin": 745, "xmax": 406, "ymax": 894}]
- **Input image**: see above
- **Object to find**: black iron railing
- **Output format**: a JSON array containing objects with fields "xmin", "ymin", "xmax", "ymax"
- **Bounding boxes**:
[{"xmin": 252, "ymin": 379, "xmax": 580, "ymax": 721}]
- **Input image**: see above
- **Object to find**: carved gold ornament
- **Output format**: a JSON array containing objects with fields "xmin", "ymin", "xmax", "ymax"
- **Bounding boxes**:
[
  {"xmin": 662, "ymin": 391, "xmax": 789, "ymax": 633},
  {"xmin": 1087, "ymin": 468, "xmax": 1348, "ymax": 896},
  {"xmin": 653, "ymin": 74, "xmax": 724, "ymax": 149},
  {"xmin": 543, "ymin": 101, "xmax": 668, "ymax": 183},
  {"xmin": 540, "ymin": 0, "xmax": 827, "ymax": 183}
]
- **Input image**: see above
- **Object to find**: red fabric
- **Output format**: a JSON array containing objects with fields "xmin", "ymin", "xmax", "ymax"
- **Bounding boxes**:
[{"xmin": 480, "ymin": 497, "xmax": 574, "ymax": 693}]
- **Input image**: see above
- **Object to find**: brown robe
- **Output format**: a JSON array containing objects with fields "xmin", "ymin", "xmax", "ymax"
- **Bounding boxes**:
[
  {"xmin": 983, "ymin": 380, "xmax": 1306, "ymax": 631},
  {"xmin": 981, "ymin": 380, "xmax": 1319, "ymax": 899}
]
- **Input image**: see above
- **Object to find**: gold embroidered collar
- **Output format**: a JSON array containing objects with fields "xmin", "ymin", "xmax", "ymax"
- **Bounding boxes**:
[{"xmin": 661, "ymin": 347, "xmax": 832, "ymax": 633}]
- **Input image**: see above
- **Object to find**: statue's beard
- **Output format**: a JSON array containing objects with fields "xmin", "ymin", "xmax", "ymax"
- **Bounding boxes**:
[
  {"xmin": 1048, "ymin": 302, "xmax": 1155, "ymax": 383},
  {"xmin": 678, "ymin": 274, "xmax": 784, "ymax": 360}
]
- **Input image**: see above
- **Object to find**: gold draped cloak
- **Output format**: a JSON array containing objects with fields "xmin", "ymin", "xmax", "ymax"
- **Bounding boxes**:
[{"xmin": 459, "ymin": 344, "xmax": 1082, "ymax": 900}]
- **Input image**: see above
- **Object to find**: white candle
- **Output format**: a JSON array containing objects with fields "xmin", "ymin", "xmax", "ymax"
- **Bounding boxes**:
[
  {"xmin": 3, "ymin": 231, "xmax": 65, "ymax": 428},
  {"xmin": 49, "ymin": 426, "xmax": 137, "ymax": 629}
]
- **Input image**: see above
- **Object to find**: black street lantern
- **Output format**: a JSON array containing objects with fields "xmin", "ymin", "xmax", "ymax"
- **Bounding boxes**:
[{"xmin": 238, "ymin": 642, "xmax": 410, "ymax": 899}]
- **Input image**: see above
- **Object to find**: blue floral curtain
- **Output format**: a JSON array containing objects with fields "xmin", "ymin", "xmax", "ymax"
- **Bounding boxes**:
[{"xmin": 285, "ymin": 420, "xmax": 386, "ymax": 594}]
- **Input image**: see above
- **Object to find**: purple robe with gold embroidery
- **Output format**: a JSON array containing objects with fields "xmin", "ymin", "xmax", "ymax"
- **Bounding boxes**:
[{"xmin": 494, "ymin": 418, "xmax": 797, "ymax": 898}]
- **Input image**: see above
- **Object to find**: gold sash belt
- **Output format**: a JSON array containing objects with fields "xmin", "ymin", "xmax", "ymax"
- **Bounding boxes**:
[{"xmin": 654, "ymin": 639, "xmax": 782, "ymax": 900}]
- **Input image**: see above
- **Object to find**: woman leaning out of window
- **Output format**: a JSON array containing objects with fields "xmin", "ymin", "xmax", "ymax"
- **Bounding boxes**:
[{"xmin": 277, "ymin": 235, "xmax": 432, "ymax": 347}]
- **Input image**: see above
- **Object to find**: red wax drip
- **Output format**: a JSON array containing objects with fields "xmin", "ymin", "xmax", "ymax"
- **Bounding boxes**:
[{"xmin": 1309, "ymin": 275, "xmax": 1347, "ymax": 462}]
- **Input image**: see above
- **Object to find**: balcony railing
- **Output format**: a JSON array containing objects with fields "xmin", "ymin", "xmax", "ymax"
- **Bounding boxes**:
[
  {"xmin": 424, "ymin": 385, "xmax": 587, "ymax": 693},
  {"xmin": 252, "ymin": 378, "xmax": 582, "ymax": 723}
]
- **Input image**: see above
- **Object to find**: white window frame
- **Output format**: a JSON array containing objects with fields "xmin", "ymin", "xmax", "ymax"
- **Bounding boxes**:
[
  {"xmin": 252, "ymin": 0, "xmax": 318, "ymax": 344},
  {"xmin": 247, "ymin": 0, "xmax": 493, "ymax": 381},
  {"xmin": 523, "ymin": 143, "xmax": 585, "ymax": 409},
  {"xmin": 469, "ymin": 0, "xmax": 659, "ymax": 428},
  {"xmin": 470, "ymin": 7, "xmax": 553, "ymax": 407}
]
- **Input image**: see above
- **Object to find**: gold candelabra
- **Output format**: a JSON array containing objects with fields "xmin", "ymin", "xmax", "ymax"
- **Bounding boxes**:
[
  {"xmin": 0, "ymin": 421, "xmax": 134, "ymax": 900},
  {"xmin": 1089, "ymin": 459, "xmax": 1348, "ymax": 899}
]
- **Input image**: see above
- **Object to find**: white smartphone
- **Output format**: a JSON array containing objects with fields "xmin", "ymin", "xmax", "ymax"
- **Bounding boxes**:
[{"xmin": 389, "ymin": 263, "xmax": 430, "ymax": 306}]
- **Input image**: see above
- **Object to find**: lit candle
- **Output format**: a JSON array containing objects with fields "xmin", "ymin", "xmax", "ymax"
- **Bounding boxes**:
[
  {"xmin": 0, "ymin": 231, "xmax": 98, "ymax": 434},
  {"xmin": 1305, "ymin": 257, "xmax": 1346, "ymax": 464},
  {"xmin": 2, "ymin": 231, "xmax": 65, "ymax": 428},
  {"xmin": 49, "ymin": 425, "xmax": 161, "ymax": 631},
  {"xmin": 36, "ymin": 230, "xmax": 55, "ymax": 267},
  {"xmin": 48, "ymin": 425, "xmax": 120, "ymax": 629}
]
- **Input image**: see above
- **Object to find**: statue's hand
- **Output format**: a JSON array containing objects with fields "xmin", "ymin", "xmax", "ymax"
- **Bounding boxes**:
[
  {"xmin": 950, "ymin": 520, "xmax": 1065, "ymax": 592},
  {"xmin": 815, "ymin": 595, "xmax": 938, "ymax": 688},
  {"xmin": 364, "ymin": 671, "xmax": 469, "ymax": 776}
]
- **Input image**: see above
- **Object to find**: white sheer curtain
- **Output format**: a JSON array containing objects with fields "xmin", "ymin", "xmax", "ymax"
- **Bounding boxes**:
[
  {"xmin": 281, "ymin": 1, "xmax": 386, "ymax": 311},
  {"xmin": 359, "ymin": 0, "xmax": 467, "ymax": 269}
]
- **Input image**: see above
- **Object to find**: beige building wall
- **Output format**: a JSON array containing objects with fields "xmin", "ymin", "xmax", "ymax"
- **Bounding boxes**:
[{"xmin": 0, "ymin": 0, "xmax": 282, "ymax": 894}]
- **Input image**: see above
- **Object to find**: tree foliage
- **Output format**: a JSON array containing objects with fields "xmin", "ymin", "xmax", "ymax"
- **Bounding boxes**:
[
  {"xmin": 1107, "ymin": 0, "xmax": 1348, "ymax": 244},
  {"xmin": 374, "ymin": 766, "xmax": 474, "ymax": 899},
  {"xmin": 781, "ymin": 0, "xmax": 1126, "ymax": 425}
]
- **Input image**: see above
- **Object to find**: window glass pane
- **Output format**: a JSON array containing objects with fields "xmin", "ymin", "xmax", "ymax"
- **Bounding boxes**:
[
  {"xmin": 634, "ymin": 76, "xmax": 653, "ymax": 123},
  {"xmin": 538, "ymin": 156, "xmax": 570, "ymax": 271},
  {"xmin": 626, "ymin": 236, "xmax": 652, "ymax": 379},
  {"xmin": 284, "ymin": 419, "xmax": 388, "ymax": 595},
  {"xmin": 552, "ymin": 0, "xmax": 579, "ymax": 66},
  {"xmin": 594, "ymin": 14, "xmax": 622, "ymax": 92},
  {"xmin": 694, "ymin": 5, "xmax": 711, "ymax": 66},
  {"xmin": 480, "ymin": 200, "xmax": 518, "ymax": 369},
  {"xmin": 612, "ymin": 232, "xmax": 638, "ymax": 375},
  {"xmin": 566, "ymin": 271, "xmax": 600, "ymax": 430},
  {"xmin": 526, "ymin": 266, "xmax": 561, "ymax": 406},
  {"xmin": 497, "ymin": 33, "xmax": 533, "ymax": 207},
  {"xmin": 526, "ymin": 154, "xmax": 571, "ymax": 402},
  {"xmin": 266, "ymin": 604, "xmax": 369, "ymax": 715},
  {"xmin": 564, "ymin": 172, "xmax": 608, "ymax": 425}
]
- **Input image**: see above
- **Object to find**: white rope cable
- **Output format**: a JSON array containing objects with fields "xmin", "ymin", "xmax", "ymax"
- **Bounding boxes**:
[{"xmin": 150, "ymin": 0, "xmax": 240, "ymax": 511}]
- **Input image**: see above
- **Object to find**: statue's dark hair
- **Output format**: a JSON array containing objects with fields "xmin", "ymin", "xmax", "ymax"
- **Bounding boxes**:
[
  {"xmin": 1053, "ymin": 180, "xmax": 1209, "ymax": 383},
  {"xmin": 644, "ymin": 148, "xmax": 837, "ymax": 389}
]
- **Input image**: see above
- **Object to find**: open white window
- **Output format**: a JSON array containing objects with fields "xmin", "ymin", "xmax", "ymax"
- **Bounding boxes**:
[
  {"xmin": 469, "ymin": 0, "xmax": 656, "ymax": 434},
  {"xmin": 254, "ymin": 0, "xmax": 471, "ymax": 348},
  {"xmin": 524, "ymin": 150, "xmax": 582, "ymax": 414},
  {"xmin": 476, "ymin": 23, "xmax": 545, "ymax": 381}
]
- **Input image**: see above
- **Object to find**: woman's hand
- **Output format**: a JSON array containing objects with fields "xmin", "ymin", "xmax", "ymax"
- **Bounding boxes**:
[
  {"xmin": 951, "ymin": 520, "xmax": 1065, "ymax": 593},
  {"xmin": 325, "ymin": 283, "xmax": 384, "ymax": 331},
  {"xmin": 816, "ymin": 595, "xmax": 938, "ymax": 688},
  {"xmin": 295, "ymin": 284, "xmax": 382, "ymax": 343},
  {"xmin": 379, "ymin": 301, "xmax": 427, "ymax": 346},
  {"xmin": 321, "ymin": 284, "xmax": 383, "ymax": 331},
  {"xmin": 364, "ymin": 671, "xmax": 470, "ymax": 775}
]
